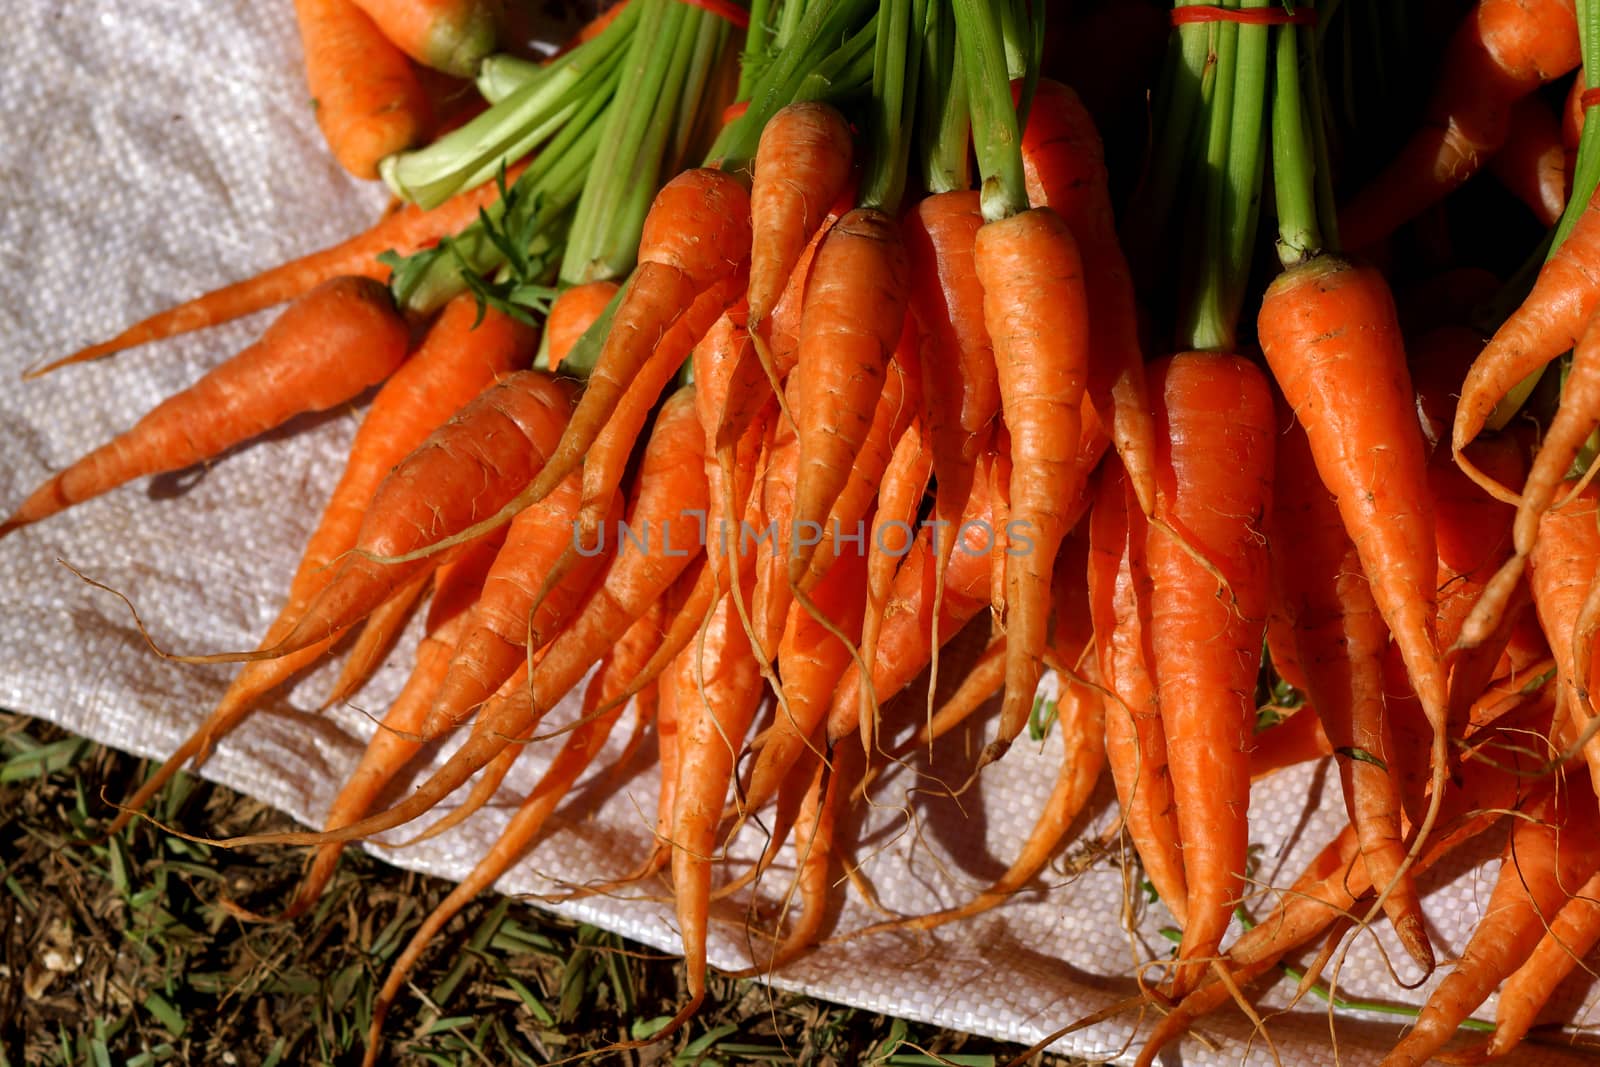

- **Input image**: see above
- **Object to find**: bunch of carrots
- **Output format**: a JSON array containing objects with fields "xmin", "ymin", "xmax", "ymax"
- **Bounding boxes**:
[{"xmin": 15, "ymin": 0, "xmax": 1600, "ymax": 1061}]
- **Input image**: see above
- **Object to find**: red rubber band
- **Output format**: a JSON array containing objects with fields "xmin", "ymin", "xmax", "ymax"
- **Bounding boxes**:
[
  {"xmin": 722, "ymin": 100, "xmax": 750, "ymax": 126},
  {"xmin": 678, "ymin": 0, "xmax": 750, "ymax": 28},
  {"xmin": 1171, "ymin": 4, "xmax": 1315, "ymax": 26},
  {"xmin": 1581, "ymin": 86, "xmax": 1600, "ymax": 109}
]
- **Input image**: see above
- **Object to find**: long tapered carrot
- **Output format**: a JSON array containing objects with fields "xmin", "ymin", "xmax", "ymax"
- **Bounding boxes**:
[
  {"xmin": 790, "ymin": 207, "xmax": 910, "ymax": 585},
  {"xmin": 1337, "ymin": 0, "xmax": 1579, "ymax": 251},
  {"xmin": 1482, "ymin": 866, "xmax": 1600, "ymax": 1058},
  {"xmin": 1455, "ymin": 185, "xmax": 1600, "ymax": 465},
  {"xmin": 748, "ymin": 102, "xmax": 855, "ymax": 325},
  {"xmin": 3, "ymin": 276, "xmax": 410, "ymax": 539},
  {"xmin": 1088, "ymin": 461, "xmax": 1187, "ymax": 929},
  {"xmin": 348, "ymin": 0, "xmax": 495, "ymax": 77},
  {"xmin": 205, "ymin": 386, "xmax": 706, "ymax": 849},
  {"xmin": 359, "ymin": 600, "xmax": 665, "ymax": 1067},
  {"xmin": 1382, "ymin": 778, "xmax": 1600, "ymax": 1067},
  {"xmin": 321, "ymin": 566, "xmax": 433, "ymax": 710},
  {"xmin": 973, "ymin": 206, "xmax": 1091, "ymax": 765},
  {"xmin": 1269, "ymin": 410, "xmax": 1428, "ymax": 971},
  {"xmin": 1144, "ymin": 353, "xmax": 1275, "ymax": 997},
  {"xmin": 294, "ymin": 0, "xmax": 433, "ymax": 180},
  {"xmin": 1528, "ymin": 479, "xmax": 1600, "ymax": 795},
  {"xmin": 1021, "ymin": 77, "xmax": 1159, "ymax": 522},
  {"xmin": 268, "ymin": 530, "xmax": 503, "ymax": 920},
  {"xmin": 107, "ymin": 293, "xmax": 530, "ymax": 831},
  {"xmin": 27, "ymin": 162, "xmax": 529, "ymax": 378}
]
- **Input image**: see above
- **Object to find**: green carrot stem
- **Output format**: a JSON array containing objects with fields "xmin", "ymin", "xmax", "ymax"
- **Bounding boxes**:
[
  {"xmin": 860, "ymin": 0, "xmax": 921, "ymax": 213},
  {"xmin": 737, "ymin": 0, "xmax": 774, "ymax": 100},
  {"xmin": 477, "ymin": 54, "xmax": 542, "ymax": 103},
  {"xmin": 790, "ymin": 15, "xmax": 878, "ymax": 105},
  {"xmin": 952, "ymin": 0, "xmax": 1027, "ymax": 221},
  {"xmin": 1222, "ymin": 0, "xmax": 1270, "ymax": 316},
  {"xmin": 1178, "ymin": 6, "xmax": 1240, "ymax": 352},
  {"xmin": 1270, "ymin": 15, "xmax": 1322, "ymax": 267},
  {"xmin": 918, "ymin": 1, "xmax": 970, "ymax": 194}
]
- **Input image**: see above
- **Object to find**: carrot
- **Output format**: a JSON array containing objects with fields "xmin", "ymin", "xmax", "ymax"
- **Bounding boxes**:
[
  {"xmin": 1463, "ymin": 308, "xmax": 1600, "ymax": 648},
  {"xmin": 206, "ymin": 386, "xmax": 706, "ymax": 850},
  {"xmin": 747, "ymin": 102, "xmax": 855, "ymax": 325},
  {"xmin": 320, "ymin": 567, "xmax": 433, "ymax": 710},
  {"xmin": 1454, "ymin": 185, "xmax": 1600, "ymax": 466},
  {"xmin": 1489, "ymin": 92, "xmax": 1569, "ymax": 226},
  {"xmin": 348, "ymin": 0, "xmax": 495, "ymax": 77},
  {"xmin": 669, "ymin": 590, "xmax": 765, "ymax": 1021},
  {"xmin": 972, "ymin": 206, "xmax": 1091, "ymax": 766},
  {"xmin": 1482, "ymin": 866, "xmax": 1600, "ymax": 1058},
  {"xmin": 418, "ymin": 473, "xmax": 613, "ymax": 741},
  {"xmin": 1144, "ymin": 352, "xmax": 1275, "ymax": 996},
  {"xmin": 1337, "ymin": 0, "xmax": 1579, "ymax": 250},
  {"xmin": 27, "ymin": 162, "xmax": 529, "ymax": 377},
  {"xmin": 1408, "ymin": 324, "xmax": 1488, "ymax": 456},
  {"xmin": 790, "ymin": 206, "xmax": 910, "ymax": 585},
  {"xmin": 2, "ymin": 276, "xmax": 410, "ymax": 539},
  {"xmin": 1270, "ymin": 409, "xmax": 1429, "ymax": 971},
  {"xmin": 360, "ymin": 600, "xmax": 666, "ymax": 1067},
  {"xmin": 1382, "ymin": 777, "xmax": 1600, "ymax": 1067},
  {"xmin": 1566, "ymin": 68, "xmax": 1588, "ymax": 151},
  {"xmin": 542, "ymin": 280, "xmax": 619, "ymax": 372},
  {"xmin": 898, "ymin": 634, "xmax": 1006, "ymax": 752},
  {"xmin": 1087, "ymin": 461, "xmax": 1188, "ymax": 929},
  {"xmin": 1528, "ymin": 479, "xmax": 1600, "ymax": 795},
  {"xmin": 106, "ymin": 293, "xmax": 529, "ymax": 830},
  {"xmin": 232, "ymin": 369, "xmax": 575, "ymax": 662},
  {"xmin": 269, "ymin": 530, "xmax": 502, "ymax": 921},
  {"xmin": 294, "ymin": 0, "xmax": 433, "ymax": 179},
  {"xmin": 1021, "ymin": 77, "xmax": 1160, "ymax": 522},
  {"xmin": 1258, "ymin": 255, "xmax": 1451, "ymax": 946}
]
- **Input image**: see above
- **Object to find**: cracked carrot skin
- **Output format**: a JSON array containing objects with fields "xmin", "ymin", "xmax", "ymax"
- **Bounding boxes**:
[{"xmin": 1144, "ymin": 352, "xmax": 1276, "ymax": 998}]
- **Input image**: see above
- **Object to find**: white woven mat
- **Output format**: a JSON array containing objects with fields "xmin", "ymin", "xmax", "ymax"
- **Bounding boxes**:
[{"xmin": 2, "ymin": 3, "xmax": 1598, "ymax": 1063}]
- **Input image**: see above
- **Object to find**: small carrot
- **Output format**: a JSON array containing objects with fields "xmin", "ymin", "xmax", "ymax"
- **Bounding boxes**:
[
  {"xmin": 1088, "ymin": 461, "xmax": 1188, "ymax": 929},
  {"xmin": 790, "ymin": 206, "xmax": 910, "ymax": 585},
  {"xmin": 1337, "ymin": 0, "xmax": 1579, "ymax": 250},
  {"xmin": 27, "ymin": 162, "xmax": 528, "ymax": 377},
  {"xmin": 1528, "ymin": 479, "xmax": 1600, "ymax": 795},
  {"xmin": 294, "ymin": 0, "xmax": 433, "ymax": 179},
  {"xmin": 541, "ymin": 280, "xmax": 619, "ymax": 372},
  {"xmin": 747, "ymin": 101, "xmax": 855, "ymax": 326},
  {"xmin": 1144, "ymin": 352, "xmax": 1275, "ymax": 997},
  {"xmin": 973, "ymin": 205, "xmax": 1091, "ymax": 766},
  {"xmin": 348, "ymin": 0, "xmax": 496, "ymax": 78},
  {"xmin": 106, "ymin": 293, "xmax": 529, "ymax": 830},
  {"xmin": 1482, "ymin": 866, "xmax": 1600, "ymax": 1058},
  {"xmin": 2, "ymin": 276, "xmax": 410, "ymax": 539}
]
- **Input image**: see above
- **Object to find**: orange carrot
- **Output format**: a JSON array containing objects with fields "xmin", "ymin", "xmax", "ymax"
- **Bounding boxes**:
[
  {"xmin": 27, "ymin": 162, "xmax": 528, "ymax": 377},
  {"xmin": 1482, "ymin": 866, "xmax": 1600, "ymax": 1058},
  {"xmin": 360, "ymin": 600, "xmax": 666, "ymax": 1067},
  {"xmin": 270, "ymin": 529, "xmax": 502, "ymax": 921},
  {"xmin": 1383, "ymin": 777, "xmax": 1600, "ymax": 1067},
  {"xmin": 1248, "ymin": 709, "xmax": 1332, "ymax": 781},
  {"xmin": 1144, "ymin": 352, "xmax": 1275, "ymax": 996},
  {"xmin": 1490, "ymin": 92, "xmax": 1569, "ymax": 226},
  {"xmin": 1528, "ymin": 479, "xmax": 1600, "ymax": 795},
  {"xmin": 747, "ymin": 102, "xmax": 855, "ymax": 325},
  {"xmin": 294, "ymin": 0, "xmax": 433, "ymax": 179},
  {"xmin": 973, "ymin": 206, "xmax": 1091, "ymax": 765},
  {"xmin": 240, "ymin": 369, "xmax": 575, "ymax": 662},
  {"xmin": 348, "ymin": 0, "xmax": 496, "ymax": 77},
  {"xmin": 1021, "ymin": 77, "xmax": 1159, "ymax": 522},
  {"xmin": 1337, "ymin": 0, "xmax": 1579, "ymax": 250},
  {"xmin": 1454, "ymin": 185, "xmax": 1600, "ymax": 465},
  {"xmin": 207, "ymin": 386, "xmax": 706, "ymax": 849},
  {"xmin": 1270, "ymin": 410, "xmax": 1428, "ymax": 970},
  {"xmin": 3, "ymin": 276, "xmax": 410, "ymax": 538},
  {"xmin": 1566, "ymin": 68, "xmax": 1588, "ymax": 151},
  {"xmin": 107, "ymin": 293, "xmax": 529, "ymax": 830},
  {"xmin": 790, "ymin": 207, "xmax": 910, "ymax": 584},
  {"xmin": 1088, "ymin": 462, "xmax": 1188, "ymax": 929},
  {"xmin": 542, "ymin": 280, "xmax": 619, "ymax": 372}
]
